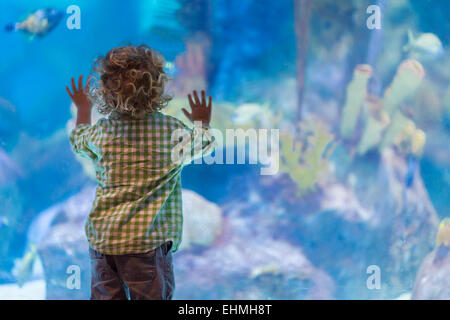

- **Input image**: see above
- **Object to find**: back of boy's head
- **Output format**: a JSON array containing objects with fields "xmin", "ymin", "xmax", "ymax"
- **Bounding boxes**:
[{"xmin": 91, "ymin": 44, "xmax": 171, "ymax": 119}]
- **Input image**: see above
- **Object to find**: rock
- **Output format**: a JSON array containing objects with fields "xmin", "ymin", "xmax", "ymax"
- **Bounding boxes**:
[
  {"xmin": 321, "ymin": 183, "xmax": 373, "ymax": 223},
  {"xmin": 36, "ymin": 185, "xmax": 95, "ymax": 299},
  {"xmin": 179, "ymin": 189, "xmax": 222, "ymax": 251},
  {"xmin": 412, "ymin": 220, "xmax": 450, "ymax": 299},
  {"xmin": 370, "ymin": 149, "xmax": 439, "ymax": 294},
  {"xmin": 32, "ymin": 145, "xmax": 438, "ymax": 300},
  {"xmin": 0, "ymin": 279, "xmax": 46, "ymax": 300},
  {"xmin": 251, "ymin": 147, "xmax": 440, "ymax": 299},
  {"xmin": 412, "ymin": 246, "xmax": 450, "ymax": 299},
  {"xmin": 173, "ymin": 209, "xmax": 335, "ymax": 300},
  {"xmin": 319, "ymin": 149, "xmax": 439, "ymax": 298},
  {"xmin": 395, "ymin": 292, "xmax": 412, "ymax": 300},
  {"xmin": 327, "ymin": 149, "xmax": 438, "ymax": 298},
  {"xmin": 35, "ymin": 185, "xmax": 223, "ymax": 299},
  {"xmin": 0, "ymin": 128, "xmax": 89, "ymax": 279}
]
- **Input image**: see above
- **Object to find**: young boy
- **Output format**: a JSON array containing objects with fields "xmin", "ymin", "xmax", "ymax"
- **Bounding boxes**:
[{"xmin": 66, "ymin": 45, "xmax": 215, "ymax": 300}]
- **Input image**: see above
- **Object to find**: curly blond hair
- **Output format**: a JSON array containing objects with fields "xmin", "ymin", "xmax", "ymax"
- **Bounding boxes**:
[{"xmin": 90, "ymin": 44, "xmax": 171, "ymax": 118}]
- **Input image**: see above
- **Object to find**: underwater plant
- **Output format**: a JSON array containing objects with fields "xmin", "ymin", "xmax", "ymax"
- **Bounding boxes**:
[
  {"xmin": 279, "ymin": 118, "xmax": 335, "ymax": 196},
  {"xmin": 378, "ymin": 60, "xmax": 426, "ymax": 154},
  {"xmin": 340, "ymin": 64, "xmax": 373, "ymax": 140},
  {"xmin": 381, "ymin": 59, "xmax": 425, "ymax": 117},
  {"xmin": 356, "ymin": 94, "xmax": 390, "ymax": 155},
  {"xmin": 437, "ymin": 218, "xmax": 450, "ymax": 247},
  {"xmin": 340, "ymin": 59, "xmax": 427, "ymax": 157},
  {"xmin": 391, "ymin": 119, "xmax": 426, "ymax": 156}
]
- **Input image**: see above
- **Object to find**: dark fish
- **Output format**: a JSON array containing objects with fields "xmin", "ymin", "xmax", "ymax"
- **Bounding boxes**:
[
  {"xmin": 405, "ymin": 154, "xmax": 417, "ymax": 188},
  {"xmin": 5, "ymin": 8, "xmax": 63, "ymax": 39},
  {"xmin": 401, "ymin": 154, "xmax": 417, "ymax": 212}
]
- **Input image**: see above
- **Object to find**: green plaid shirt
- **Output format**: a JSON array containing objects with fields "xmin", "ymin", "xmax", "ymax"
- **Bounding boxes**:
[{"xmin": 69, "ymin": 111, "xmax": 216, "ymax": 255}]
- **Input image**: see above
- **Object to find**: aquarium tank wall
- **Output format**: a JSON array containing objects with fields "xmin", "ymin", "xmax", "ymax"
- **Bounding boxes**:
[{"xmin": 0, "ymin": 0, "xmax": 449, "ymax": 300}]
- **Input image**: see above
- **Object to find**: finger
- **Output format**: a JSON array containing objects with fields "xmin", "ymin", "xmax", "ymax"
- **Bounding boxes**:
[
  {"xmin": 188, "ymin": 94, "xmax": 195, "ymax": 109},
  {"xmin": 78, "ymin": 75, "xmax": 83, "ymax": 91},
  {"xmin": 193, "ymin": 90, "xmax": 200, "ymax": 105},
  {"xmin": 207, "ymin": 95, "xmax": 212, "ymax": 109},
  {"xmin": 207, "ymin": 96, "xmax": 212, "ymax": 123},
  {"xmin": 201, "ymin": 90, "xmax": 206, "ymax": 108},
  {"xmin": 182, "ymin": 108, "xmax": 192, "ymax": 120},
  {"xmin": 66, "ymin": 86, "xmax": 74, "ymax": 99},
  {"xmin": 71, "ymin": 77, "xmax": 77, "ymax": 93}
]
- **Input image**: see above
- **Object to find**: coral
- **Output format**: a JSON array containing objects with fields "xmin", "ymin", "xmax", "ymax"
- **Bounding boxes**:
[
  {"xmin": 412, "ymin": 218, "xmax": 450, "ymax": 300},
  {"xmin": 178, "ymin": 189, "xmax": 223, "ymax": 251},
  {"xmin": 437, "ymin": 218, "xmax": 450, "ymax": 247},
  {"xmin": 394, "ymin": 120, "xmax": 426, "ymax": 156},
  {"xmin": 342, "ymin": 59, "xmax": 427, "ymax": 157},
  {"xmin": 168, "ymin": 38, "xmax": 209, "ymax": 98},
  {"xmin": 357, "ymin": 94, "xmax": 390, "ymax": 154},
  {"xmin": 411, "ymin": 246, "xmax": 450, "ymax": 300},
  {"xmin": 378, "ymin": 60, "xmax": 425, "ymax": 153},
  {"xmin": 280, "ymin": 118, "xmax": 335, "ymax": 196},
  {"xmin": 340, "ymin": 64, "xmax": 373, "ymax": 139},
  {"xmin": 378, "ymin": 112, "xmax": 409, "ymax": 151},
  {"xmin": 382, "ymin": 59, "xmax": 425, "ymax": 117},
  {"xmin": 380, "ymin": 113, "xmax": 426, "ymax": 156}
]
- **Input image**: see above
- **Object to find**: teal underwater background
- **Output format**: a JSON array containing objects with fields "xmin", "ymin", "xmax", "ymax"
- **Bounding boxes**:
[{"xmin": 0, "ymin": 0, "xmax": 449, "ymax": 299}]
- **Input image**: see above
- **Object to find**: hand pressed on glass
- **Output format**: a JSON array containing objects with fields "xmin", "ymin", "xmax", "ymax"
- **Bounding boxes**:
[
  {"xmin": 66, "ymin": 75, "xmax": 92, "ymax": 125},
  {"xmin": 182, "ymin": 90, "xmax": 212, "ymax": 127}
]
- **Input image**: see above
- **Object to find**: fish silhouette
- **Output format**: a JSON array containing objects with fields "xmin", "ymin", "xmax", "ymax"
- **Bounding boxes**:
[
  {"xmin": 5, "ymin": 8, "xmax": 63, "ymax": 39},
  {"xmin": 404, "ymin": 30, "xmax": 444, "ymax": 59}
]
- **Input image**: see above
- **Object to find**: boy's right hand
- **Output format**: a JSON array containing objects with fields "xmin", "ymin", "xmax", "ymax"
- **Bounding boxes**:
[{"xmin": 182, "ymin": 90, "xmax": 212, "ymax": 127}]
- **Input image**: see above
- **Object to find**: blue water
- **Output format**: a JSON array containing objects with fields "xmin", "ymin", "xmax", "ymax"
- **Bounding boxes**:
[{"xmin": 0, "ymin": 0, "xmax": 449, "ymax": 300}]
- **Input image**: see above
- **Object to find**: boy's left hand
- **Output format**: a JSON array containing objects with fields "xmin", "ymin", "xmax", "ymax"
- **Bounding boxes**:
[{"xmin": 66, "ymin": 75, "xmax": 92, "ymax": 112}]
